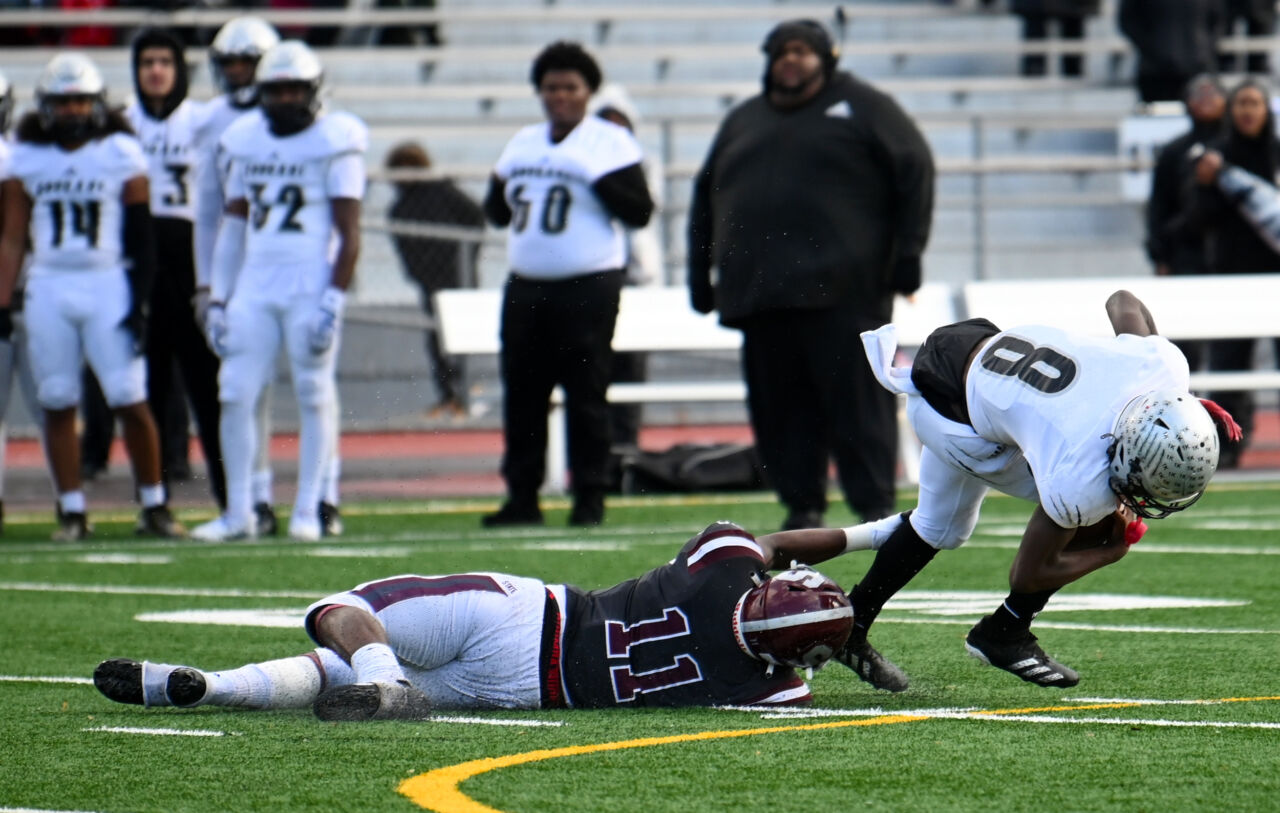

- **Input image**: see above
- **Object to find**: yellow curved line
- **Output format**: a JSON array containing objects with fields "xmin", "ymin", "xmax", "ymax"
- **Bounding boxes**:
[
  {"xmin": 398, "ymin": 713, "xmax": 929, "ymax": 813},
  {"xmin": 398, "ymin": 695, "xmax": 1280, "ymax": 813}
]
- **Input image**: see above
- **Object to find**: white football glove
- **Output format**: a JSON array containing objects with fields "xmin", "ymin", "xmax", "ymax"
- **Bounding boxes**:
[
  {"xmin": 192, "ymin": 287, "xmax": 213, "ymax": 328},
  {"xmin": 308, "ymin": 287, "xmax": 346, "ymax": 355},
  {"xmin": 204, "ymin": 302, "xmax": 228, "ymax": 357}
]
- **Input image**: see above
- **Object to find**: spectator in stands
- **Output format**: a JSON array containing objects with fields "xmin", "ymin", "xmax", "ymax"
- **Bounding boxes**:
[
  {"xmin": 687, "ymin": 19, "xmax": 935, "ymax": 531},
  {"xmin": 384, "ymin": 141, "xmax": 484, "ymax": 421},
  {"xmin": 481, "ymin": 42, "xmax": 654, "ymax": 528},
  {"xmin": 1188, "ymin": 76, "xmax": 1280, "ymax": 467},
  {"xmin": 1119, "ymin": 0, "xmax": 1224, "ymax": 104},
  {"xmin": 1143, "ymin": 73, "xmax": 1227, "ymax": 372},
  {"xmin": 1010, "ymin": 0, "xmax": 1099, "ymax": 78},
  {"xmin": 1219, "ymin": 0, "xmax": 1275, "ymax": 75}
]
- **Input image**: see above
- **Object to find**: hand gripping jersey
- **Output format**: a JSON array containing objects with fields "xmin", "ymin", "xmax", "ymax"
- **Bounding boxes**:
[
  {"xmin": 125, "ymin": 98, "xmax": 203, "ymax": 222},
  {"xmin": 560, "ymin": 522, "xmax": 812, "ymax": 708},
  {"xmin": 965, "ymin": 324, "xmax": 1190, "ymax": 528},
  {"xmin": 492, "ymin": 116, "xmax": 642, "ymax": 278},
  {"xmin": 10, "ymin": 133, "xmax": 148, "ymax": 276},
  {"xmin": 220, "ymin": 109, "xmax": 367, "ymax": 298}
]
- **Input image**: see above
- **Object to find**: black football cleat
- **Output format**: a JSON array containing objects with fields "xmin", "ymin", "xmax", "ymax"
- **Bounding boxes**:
[
  {"xmin": 52, "ymin": 508, "xmax": 91, "ymax": 542},
  {"xmin": 254, "ymin": 502, "xmax": 279, "ymax": 537},
  {"xmin": 94, "ymin": 658, "xmax": 145, "ymax": 705},
  {"xmin": 481, "ymin": 502, "xmax": 543, "ymax": 527},
  {"xmin": 965, "ymin": 618, "xmax": 1080, "ymax": 688},
  {"xmin": 835, "ymin": 637, "xmax": 910, "ymax": 692},
  {"xmin": 318, "ymin": 501, "xmax": 344, "ymax": 536},
  {"xmin": 165, "ymin": 667, "xmax": 209, "ymax": 707},
  {"xmin": 314, "ymin": 680, "xmax": 432, "ymax": 722},
  {"xmin": 136, "ymin": 505, "xmax": 187, "ymax": 538}
]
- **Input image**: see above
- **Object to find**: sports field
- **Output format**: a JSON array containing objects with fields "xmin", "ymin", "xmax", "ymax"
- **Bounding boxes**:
[{"xmin": 1, "ymin": 483, "xmax": 1277, "ymax": 812}]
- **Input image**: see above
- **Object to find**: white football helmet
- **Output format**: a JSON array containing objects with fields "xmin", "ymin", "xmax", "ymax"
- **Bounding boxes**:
[
  {"xmin": 1108, "ymin": 390, "xmax": 1219, "ymax": 519},
  {"xmin": 255, "ymin": 40, "xmax": 324, "ymax": 135},
  {"xmin": 35, "ymin": 53, "xmax": 108, "ymax": 139},
  {"xmin": 0, "ymin": 70, "xmax": 13, "ymax": 132},
  {"xmin": 209, "ymin": 15, "xmax": 280, "ymax": 104}
]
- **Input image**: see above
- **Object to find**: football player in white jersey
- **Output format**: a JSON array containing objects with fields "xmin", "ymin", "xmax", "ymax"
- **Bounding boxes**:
[
  {"xmin": 126, "ymin": 27, "xmax": 226, "ymax": 511},
  {"xmin": 0, "ymin": 70, "xmax": 48, "ymax": 534},
  {"xmin": 482, "ymin": 41, "xmax": 653, "ymax": 528},
  {"xmin": 0, "ymin": 54, "xmax": 185, "ymax": 540},
  {"xmin": 192, "ymin": 41, "xmax": 366, "ymax": 542},
  {"xmin": 832, "ymin": 290, "xmax": 1238, "ymax": 691},
  {"xmin": 194, "ymin": 15, "xmax": 343, "ymax": 538}
]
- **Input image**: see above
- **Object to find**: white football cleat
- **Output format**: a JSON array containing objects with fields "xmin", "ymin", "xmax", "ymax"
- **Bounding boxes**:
[
  {"xmin": 288, "ymin": 516, "xmax": 322, "ymax": 542},
  {"xmin": 191, "ymin": 514, "xmax": 255, "ymax": 542}
]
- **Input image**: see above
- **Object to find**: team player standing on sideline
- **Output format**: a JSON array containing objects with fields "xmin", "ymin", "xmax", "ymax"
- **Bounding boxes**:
[
  {"xmin": 0, "ymin": 70, "xmax": 47, "ymax": 534},
  {"xmin": 192, "ymin": 41, "xmax": 366, "ymax": 542},
  {"xmin": 482, "ymin": 41, "xmax": 654, "ymax": 528},
  {"xmin": 0, "ymin": 53, "xmax": 185, "ymax": 540},
  {"xmin": 193, "ymin": 15, "xmax": 284, "ymax": 536},
  {"xmin": 126, "ymin": 27, "xmax": 227, "ymax": 510}
]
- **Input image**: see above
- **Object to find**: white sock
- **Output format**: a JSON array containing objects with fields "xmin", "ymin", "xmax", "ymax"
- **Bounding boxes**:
[
  {"xmin": 350, "ymin": 643, "xmax": 405, "ymax": 684},
  {"xmin": 293, "ymin": 394, "xmax": 333, "ymax": 521},
  {"xmin": 202, "ymin": 655, "xmax": 323, "ymax": 709},
  {"xmin": 322, "ymin": 450, "xmax": 340, "ymax": 506},
  {"xmin": 138, "ymin": 483, "xmax": 165, "ymax": 508},
  {"xmin": 313, "ymin": 647, "xmax": 355, "ymax": 689},
  {"xmin": 59, "ymin": 490, "xmax": 86, "ymax": 514},
  {"xmin": 251, "ymin": 468, "xmax": 273, "ymax": 506},
  {"xmin": 843, "ymin": 513, "xmax": 906, "ymax": 552},
  {"xmin": 220, "ymin": 399, "xmax": 256, "ymax": 527}
]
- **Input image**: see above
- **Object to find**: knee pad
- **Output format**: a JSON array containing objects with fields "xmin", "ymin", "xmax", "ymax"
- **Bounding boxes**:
[
  {"xmin": 101, "ymin": 368, "xmax": 148, "ymax": 409},
  {"xmin": 908, "ymin": 511, "xmax": 972, "ymax": 551},
  {"xmin": 293, "ymin": 368, "xmax": 333, "ymax": 409},
  {"xmin": 37, "ymin": 374, "xmax": 80, "ymax": 410}
]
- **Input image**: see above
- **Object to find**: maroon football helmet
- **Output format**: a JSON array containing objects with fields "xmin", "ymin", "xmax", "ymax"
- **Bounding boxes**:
[{"xmin": 733, "ymin": 566, "xmax": 853, "ymax": 673}]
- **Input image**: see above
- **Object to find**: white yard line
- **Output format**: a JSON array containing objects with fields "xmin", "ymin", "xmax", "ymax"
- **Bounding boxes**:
[
  {"xmin": 83, "ymin": 726, "xmax": 231, "ymax": 737},
  {"xmin": 0, "ymin": 675, "xmax": 93, "ymax": 685}
]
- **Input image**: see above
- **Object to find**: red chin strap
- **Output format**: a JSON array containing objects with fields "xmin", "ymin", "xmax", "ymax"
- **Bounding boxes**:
[
  {"xmin": 1124, "ymin": 519, "xmax": 1148, "ymax": 546},
  {"xmin": 1200, "ymin": 398, "xmax": 1244, "ymax": 443}
]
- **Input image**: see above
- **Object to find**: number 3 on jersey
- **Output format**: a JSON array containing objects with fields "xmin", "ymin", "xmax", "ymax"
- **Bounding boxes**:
[
  {"xmin": 249, "ymin": 183, "xmax": 306, "ymax": 232},
  {"xmin": 510, "ymin": 183, "xmax": 571, "ymax": 234}
]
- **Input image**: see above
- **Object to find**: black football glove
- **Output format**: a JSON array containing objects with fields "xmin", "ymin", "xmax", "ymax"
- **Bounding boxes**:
[
  {"xmin": 689, "ymin": 279, "xmax": 715, "ymax": 314},
  {"xmin": 121, "ymin": 302, "xmax": 149, "ymax": 356},
  {"xmin": 0, "ymin": 308, "xmax": 11, "ymax": 342},
  {"xmin": 892, "ymin": 256, "xmax": 922, "ymax": 296}
]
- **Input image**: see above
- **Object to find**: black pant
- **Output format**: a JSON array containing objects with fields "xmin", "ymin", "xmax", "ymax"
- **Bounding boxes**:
[
  {"xmin": 418, "ymin": 286, "xmax": 465, "ymax": 405},
  {"xmin": 498, "ymin": 270, "xmax": 624, "ymax": 499},
  {"xmin": 146, "ymin": 219, "xmax": 226, "ymax": 507},
  {"xmin": 1020, "ymin": 14, "xmax": 1087, "ymax": 77},
  {"xmin": 740, "ymin": 308, "xmax": 897, "ymax": 520}
]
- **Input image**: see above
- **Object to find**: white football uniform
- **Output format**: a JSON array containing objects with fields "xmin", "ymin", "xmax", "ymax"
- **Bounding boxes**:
[
  {"xmin": 492, "ymin": 116, "xmax": 642, "ymax": 277},
  {"xmin": 192, "ymin": 96, "xmax": 258, "ymax": 287},
  {"xmin": 907, "ymin": 325, "xmax": 1189, "ymax": 549},
  {"xmin": 10, "ymin": 133, "xmax": 150, "ymax": 408},
  {"xmin": 126, "ymin": 98, "xmax": 203, "ymax": 223},
  {"xmin": 214, "ymin": 109, "xmax": 367, "ymax": 531}
]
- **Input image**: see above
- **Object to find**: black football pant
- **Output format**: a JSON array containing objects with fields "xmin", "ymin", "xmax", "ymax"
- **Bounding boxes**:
[
  {"xmin": 146, "ymin": 218, "xmax": 226, "ymax": 508},
  {"xmin": 498, "ymin": 270, "xmax": 623, "ymax": 502},
  {"xmin": 741, "ymin": 308, "xmax": 897, "ymax": 521}
]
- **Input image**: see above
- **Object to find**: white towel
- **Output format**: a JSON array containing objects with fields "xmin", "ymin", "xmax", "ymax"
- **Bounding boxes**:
[{"xmin": 860, "ymin": 324, "xmax": 920, "ymax": 396}]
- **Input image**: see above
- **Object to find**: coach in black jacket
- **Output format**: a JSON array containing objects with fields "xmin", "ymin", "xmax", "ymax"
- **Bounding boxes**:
[{"xmin": 687, "ymin": 19, "xmax": 934, "ymax": 531}]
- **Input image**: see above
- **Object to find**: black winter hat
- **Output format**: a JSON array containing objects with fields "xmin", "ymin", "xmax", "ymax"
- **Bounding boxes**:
[
  {"xmin": 761, "ymin": 19, "xmax": 838, "ymax": 80},
  {"xmin": 131, "ymin": 27, "xmax": 189, "ymax": 120}
]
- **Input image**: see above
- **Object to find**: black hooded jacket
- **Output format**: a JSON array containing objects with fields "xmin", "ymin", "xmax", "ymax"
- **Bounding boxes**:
[
  {"xmin": 687, "ymin": 70, "xmax": 935, "ymax": 327},
  {"xmin": 131, "ymin": 27, "xmax": 189, "ymax": 121}
]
